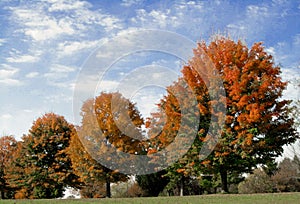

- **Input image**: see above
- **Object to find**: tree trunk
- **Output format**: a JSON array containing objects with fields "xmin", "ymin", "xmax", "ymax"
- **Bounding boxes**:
[
  {"xmin": 0, "ymin": 190, "xmax": 4, "ymax": 199},
  {"xmin": 179, "ymin": 177, "xmax": 184, "ymax": 196},
  {"xmin": 106, "ymin": 177, "xmax": 111, "ymax": 198},
  {"xmin": 220, "ymin": 168, "xmax": 229, "ymax": 193}
]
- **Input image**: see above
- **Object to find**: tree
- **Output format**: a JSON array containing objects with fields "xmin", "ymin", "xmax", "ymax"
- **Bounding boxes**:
[
  {"xmin": 147, "ymin": 36, "xmax": 299, "ymax": 193},
  {"xmin": 271, "ymin": 157, "xmax": 300, "ymax": 192},
  {"xmin": 145, "ymin": 78, "xmax": 203, "ymax": 196},
  {"xmin": 94, "ymin": 92, "xmax": 144, "ymax": 154},
  {"xmin": 136, "ymin": 170, "xmax": 169, "ymax": 197},
  {"xmin": 182, "ymin": 36, "xmax": 299, "ymax": 192},
  {"xmin": 238, "ymin": 168, "xmax": 274, "ymax": 194},
  {"xmin": 70, "ymin": 97, "xmax": 137, "ymax": 198},
  {"xmin": 0, "ymin": 136, "xmax": 17, "ymax": 199},
  {"xmin": 6, "ymin": 113, "xmax": 80, "ymax": 199}
]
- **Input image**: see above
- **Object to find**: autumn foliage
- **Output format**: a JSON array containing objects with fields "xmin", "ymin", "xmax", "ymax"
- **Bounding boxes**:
[
  {"xmin": 147, "ymin": 36, "xmax": 298, "ymax": 193},
  {"xmin": 5, "ymin": 113, "xmax": 79, "ymax": 199},
  {"xmin": 0, "ymin": 36, "xmax": 299, "ymax": 199},
  {"xmin": 0, "ymin": 136, "xmax": 17, "ymax": 199},
  {"xmin": 68, "ymin": 98, "xmax": 129, "ymax": 198}
]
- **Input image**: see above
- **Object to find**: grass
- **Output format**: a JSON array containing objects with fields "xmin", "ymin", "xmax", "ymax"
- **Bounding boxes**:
[{"xmin": 1, "ymin": 193, "xmax": 300, "ymax": 204}]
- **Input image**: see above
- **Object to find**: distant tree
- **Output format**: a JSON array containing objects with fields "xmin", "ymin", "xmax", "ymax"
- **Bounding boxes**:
[
  {"xmin": 0, "ymin": 136, "xmax": 17, "ymax": 199},
  {"xmin": 126, "ymin": 182, "xmax": 146, "ymax": 197},
  {"xmin": 6, "ymin": 113, "xmax": 80, "ymax": 199},
  {"xmin": 238, "ymin": 168, "xmax": 274, "ymax": 194},
  {"xmin": 271, "ymin": 157, "xmax": 300, "ymax": 192}
]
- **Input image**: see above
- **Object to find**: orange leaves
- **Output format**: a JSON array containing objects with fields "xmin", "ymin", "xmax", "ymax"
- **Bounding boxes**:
[
  {"xmin": 147, "ymin": 148, "xmax": 157, "ymax": 154},
  {"xmin": 94, "ymin": 92, "xmax": 144, "ymax": 154},
  {"xmin": 201, "ymin": 160, "xmax": 211, "ymax": 165},
  {"xmin": 176, "ymin": 168, "xmax": 185, "ymax": 173},
  {"xmin": 4, "ymin": 113, "xmax": 80, "ymax": 199},
  {"xmin": 178, "ymin": 36, "xmax": 297, "ymax": 181}
]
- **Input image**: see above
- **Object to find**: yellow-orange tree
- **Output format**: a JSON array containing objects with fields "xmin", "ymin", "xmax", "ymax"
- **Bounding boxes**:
[
  {"xmin": 6, "ymin": 113, "xmax": 80, "ymax": 199},
  {"xmin": 68, "ymin": 98, "xmax": 128, "ymax": 198},
  {"xmin": 182, "ymin": 36, "xmax": 299, "ymax": 192},
  {"xmin": 94, "ymin": 92, "xmax": 144, "ymax": 154},
  {"xmin": 0, "ymin": 136, "xmax": 17, "ymax": 199}
]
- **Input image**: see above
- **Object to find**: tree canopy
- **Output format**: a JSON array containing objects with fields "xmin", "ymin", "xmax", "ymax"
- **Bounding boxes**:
[{"xmin": 5, "ymin": 113, "xmax": 79, "ymax": 199}]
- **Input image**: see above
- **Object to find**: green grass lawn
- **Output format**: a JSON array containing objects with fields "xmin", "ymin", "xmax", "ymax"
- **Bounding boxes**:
[{"xmin": 1, "ymin": 193, "xmax": 300, "ymax": 204}]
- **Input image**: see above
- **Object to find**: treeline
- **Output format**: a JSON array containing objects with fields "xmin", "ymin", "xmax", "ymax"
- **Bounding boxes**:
[{"xmin": 0, "ymin": 36, "xmax": 299, "ymax": 199}]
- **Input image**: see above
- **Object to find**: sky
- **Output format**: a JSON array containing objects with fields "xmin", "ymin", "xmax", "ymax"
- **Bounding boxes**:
[{"xmin": 0, "ymin": 0, "xmax": 299, "ymax": 141}]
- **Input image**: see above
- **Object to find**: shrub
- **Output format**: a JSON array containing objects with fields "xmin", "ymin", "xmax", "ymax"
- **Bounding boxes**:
[{"xmin": 238, "ymin": 169, "xmax": 274, "ymax": 194}]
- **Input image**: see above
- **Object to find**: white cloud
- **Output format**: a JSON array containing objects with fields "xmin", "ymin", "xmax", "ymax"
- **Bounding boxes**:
[
  {"xmin": 57, "ymin": 39, "xmax": 104, "ymax": 56},
  {"xmin": 49, "ymin": 64, "xmax": 76, "ymax": 73},
  {"xmin": 25, "ymin": 72, "xmax": 39, "ymax": 78},
  {"xmin": 0, "ymin": 64, "xmax": 22, "ymax": 86},
  {"xmin": 121, "ymin": 0, "xmax": 143, "ymax": 7},
  {"xmin": 44, "ymin": 93, "xmax": 73, "ymax": 103},
  {"xmin": 96, "ymin": 80, "xmax": 119, "ymax": 93},
  {"xmin": 246, "ymin": 5, "xmax": 269, "ymax": 17},
  {"xmin": 0, "ymin": 114, "xmax": 13, "ymax": 119},
  {"xmin": 0, "ymin": 65, "xmax": 18, "ymax": 79},
  {"xmin": 10, "ymin": 7, "xmax": 75, "ymax": 41},
  {"xmin": 265, "ymin": 46, "xmax": 276, "ymax": 56},
  {"xmin": 43, "ymin": 64, "xmax": 77, "ymax": 90},
  {"xmin": 0, "ymin": 108, "xmax": 44, "ymax": 139},
  {"xmin": 6, "ymin": 54, "xmax": 39, "ymax": 63},
  {"xmin": 0, "ymin": 78, "xmax": 22, "ymax": 86},
  {"xmin": 47, "ymin": 0, "xmax": 91, "ymax": 12},
  {"xmin": 0, "ymin": 39, "xmax": 6, "ymax": 46},
  {"xmin": 8, "ymin": 1, "xmax": 122, "ymax": 42},
  {"xmin": 44, "ymin": 64, "xmax": 76, "ymax": 82}
]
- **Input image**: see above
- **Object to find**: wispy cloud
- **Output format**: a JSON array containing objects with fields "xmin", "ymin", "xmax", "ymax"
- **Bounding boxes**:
[
  {"xmin": 57, "ymin": 39, "xmax": 105, "ymax": 56},
  {"xmin": 6, "ymin": 54, "xmax": 39, "ymax": 63},
  {"xmin": 121, "ymin": 0, "xmax": 143, "ymax": 7},
  {"xmin": 0, "ymin": 64, "xmax": 22, "ymax": 86},
  {"xmin": 47, "ymin": 0, "xmax": 91, "ymax": 12},
  {"xmin": 9, "ymin": 7, "xmax": 75, "ymax": 41},
  {"xmin": 0, "ymin": 39, "xmax": 6, "ymax": 46},
  {"xmin": 49, "ymin": 64, "xmax": 76, "ymax": 73},
  {"xmin": 25, "ymin": 72, "xmax": 39, "ymax": 78},
  {"xmin": 44, "ymin": 64, "xmax": 76, "ymax": 82},
  {"xmin": 8, "ymin": 0, "xmax": 123, "ymax": 42}
]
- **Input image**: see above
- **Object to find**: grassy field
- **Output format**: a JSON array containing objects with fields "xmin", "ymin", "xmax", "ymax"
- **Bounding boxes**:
[{"xmin": 1, "ymin": 193, "xmax": 300, "ymax": 204}]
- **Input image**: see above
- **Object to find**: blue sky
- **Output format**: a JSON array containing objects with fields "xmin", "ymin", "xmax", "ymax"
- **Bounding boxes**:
[{"xmin": 0, "ymin": 0, "xmax": 299, "ymax": 140}]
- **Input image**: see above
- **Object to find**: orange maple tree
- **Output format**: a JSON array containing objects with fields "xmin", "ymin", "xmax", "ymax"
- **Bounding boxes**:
[
  {"xmin": 0, "ymin": 135, "xmax": 17, "ymax": 199},
  {"xmin": 5, "ymin": 113, "xmax": 80, "ymax": 199},
  {"xmin": 94, "ymin": 92, "xmax": 144, "ymax": 154},
  {"xmin": 182, "ymin": 36, "xmax": 298, "ymax": 192},
  {"xmin": 68, "ymin": 98, "xmax": 128, "ymax": 198},
  {"xmin": 147, "ymin": 36, "xmax": 299, "ymax": 193}
]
